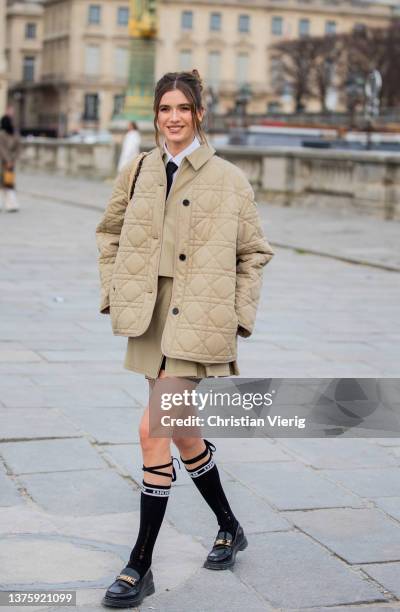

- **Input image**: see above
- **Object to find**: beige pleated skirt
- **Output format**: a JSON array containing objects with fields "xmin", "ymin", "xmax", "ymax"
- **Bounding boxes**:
[{"xmin": 124, "ymin": 276, "xmax": 240, "ymax": 380}]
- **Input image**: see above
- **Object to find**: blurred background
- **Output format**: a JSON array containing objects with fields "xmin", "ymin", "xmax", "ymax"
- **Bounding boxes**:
[{"xmin": 1, "ymin": 0, "xmax": 400, "ymax": 219}]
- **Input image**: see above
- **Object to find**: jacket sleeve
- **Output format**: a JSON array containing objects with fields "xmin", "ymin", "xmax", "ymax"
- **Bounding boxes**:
[
  {"xmin": 235, "ymin": 187, "xmax": 275, "ymax": 338},
  {"xmin": 95, "ymin": 163, "xmax": 133, "ymax": 314}
]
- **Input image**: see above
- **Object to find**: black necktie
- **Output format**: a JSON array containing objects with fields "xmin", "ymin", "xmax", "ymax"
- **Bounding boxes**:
[{"xmin": 165, "ymin": 161, "xmax": 178, "ymax": 200}]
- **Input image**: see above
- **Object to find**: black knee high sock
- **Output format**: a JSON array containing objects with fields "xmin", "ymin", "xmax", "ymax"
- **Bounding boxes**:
[
  {"xmin": 127, "ymin": 480, "xmax": 171, "ymax": 577},
  {"xmin": 182, "ymin": 441, "xmax": 239, "ymax": 535}
]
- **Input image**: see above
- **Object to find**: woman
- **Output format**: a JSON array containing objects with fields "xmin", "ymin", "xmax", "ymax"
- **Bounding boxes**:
[
  {"xmin": 96, "ymin": 70, "xmax": 275, "ymax": 608},
  {"xmin": 117, "ymin": 121, "xmax": 141, "ymax": 173},
  {"xmin": 0, "ymin": 113, "xmax": 20, "ymax": 213}
]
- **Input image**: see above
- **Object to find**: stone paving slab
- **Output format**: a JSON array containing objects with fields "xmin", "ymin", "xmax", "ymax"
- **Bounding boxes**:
[
  {"xmin": 375, "ymin": 497, "xmax": 400, "ymax": 522},
  {"xmin": 284, "ymin": 508, "xmax": 400, "ymax": 563},
  {"xmin": 50, "ymin": 511, "xmax": 142, "ymax": 547},
  {"xmin": 0, "ymin": 407, "xmax": 79, "ymax": 441},
  {"xmin": 0, "ymin": 348, "xmax": 42, "ymax": 362},
  {"xmin": 0, "ymin": 438, "xmax": 106, "ymax": 474},
  {"xmin": 0, "ymin": 536, "xmax": 121, "ymax": 585},
  {"xmin": 277, "ymin": 438, "xmax": 399, "ymax": 469},
  {"xmin": 141, "ymin": 566, "xmax": 272, "ymax": 611},
  {"xmin": 60, "ymin": 406, "xmax": 142, "ymax": 444},
  {"xmin": 0, "ymin": 505, "xmax": 59, "ymax": 536},
  {"xmin": 0, "ymin": 384, "xmax": 135, "ymax": 409},
  {"xmin": 207, "ymin": 436, "xmax": 293, "ymax": 463},
  {"xmin": 18, "ymin": 470, "xmax": 140, "ymax": 516},
  {"xmin": 361, "ymin": 563, "xmax": 400, "ymax": 599},
  {"xmin": 0, "ymin": 463, "xmax": 24, "ymax": 507},
  {"xmin": 319, "ymin": 468, "xmax": 400, "ymax": 498},
  {"xmin": 37, "ymin": 350, "xmax": 123, "ymax": 363},
  {"xmin": 224, "ymin": 461, "xmax": 365, "ymax": 510},
  {"xmin": 166, "ymin": 479, "xmax": 291, "ymax": 544},
  {"xmin": 234, "ymin": 531, "xmax": 385, "ymax": 609}
]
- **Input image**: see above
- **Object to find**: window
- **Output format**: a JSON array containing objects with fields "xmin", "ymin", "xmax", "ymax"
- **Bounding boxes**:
[
  {"xmin": 236, "ymin": 52, "xmax": 249, "ymax": 86},
  {"xmin": 325, "ymin": 20, "xmax": 336, "ymax": 34},
  {"xmin": 238, "ymin": 14, "xmax": 250, "ymax": 33},
  {"xmin": 208, "ymin": 50, "xmax": 221, "ymax": 90},
  {"xmin": 181, "ymin": 11, "xmax": 193, "ymax": 30},
  {"xmin": 210, "ymin": 12, "xmax": 221, "ymax": 31},
  {"xmin": 84, "ymin": 93, "xmax": 99, "ymax": 120},
  {"xmin": 272, "ymin": 16, "xmax": 283, "ymax": 35},
  {"xmin": 115, "ymin": 47, "xmax": 129, "ymax": 79},
  {"xmin": 117, "ymin": 6, "xmax": 129, "ymax": 25},
  {"xmin": 113, "ymin": 94, "xmax": 125, "ymax": 116},
  {"xmin": 179, "ymin": 49, "xmax": 192, "ymax": 70},
  {"xmin": 299, "ymin": 18, "xmax": 310, "ymax": 37},
  {"xmin": 270, "ymin": 56, "xmax": 282, "ymax": 90},
  {"xmin": 25, "ymin": 22, "xmax": 36, "ymax": 39},
  {"xmin": 85, "ymin": 45, "xmax": 100, "ymax": 76},
  {"xmin": 23, "ymin": 56, "xmax": 35, "ymax": 81},
  {"xmin": 88, "ymin": 4, "xmax": 101, "ymax": 24}
]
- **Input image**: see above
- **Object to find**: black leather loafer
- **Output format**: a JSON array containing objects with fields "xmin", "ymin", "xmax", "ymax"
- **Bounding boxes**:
[
  {"xmin": 102, "ymin": 566, "xmax": 155, "ymax": 608},
  {"xmin": 203, "ymin": 524, "xmax": 248, "ymax": 570}
]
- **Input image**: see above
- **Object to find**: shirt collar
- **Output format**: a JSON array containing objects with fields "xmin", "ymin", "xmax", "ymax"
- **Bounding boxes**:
[{"xmin": 163, "ymin": 135, "xmax": 201, "ymax": 167}]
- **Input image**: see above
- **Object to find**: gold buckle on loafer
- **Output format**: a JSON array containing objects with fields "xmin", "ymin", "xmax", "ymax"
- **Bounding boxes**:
[
  {"xmin": 214, "ymin": 538, "xmax": 232, "ymax": 546},
  {"xmin": 116, "ymin": 574, "xmax": 137, "ymax": 586}
]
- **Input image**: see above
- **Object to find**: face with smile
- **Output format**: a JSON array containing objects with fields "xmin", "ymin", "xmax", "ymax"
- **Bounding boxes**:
[{"xmin": 157, "ymin": 89, "xmax": 204, "ymax": 157}]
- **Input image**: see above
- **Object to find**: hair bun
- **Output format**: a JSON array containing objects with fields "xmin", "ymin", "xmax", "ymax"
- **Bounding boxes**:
[{"xmin": 191, "ymin": 69, "xmax": 203, "ymax": 91}]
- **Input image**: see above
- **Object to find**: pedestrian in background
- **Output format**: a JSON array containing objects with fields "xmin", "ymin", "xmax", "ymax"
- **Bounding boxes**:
[
  {"xmin": 96, "ymin": 69, "xmax": 274, "ymax": 609},
  {"xmin": 117, "ymin": 121, "xmax": 141, "ymax": 172},
  {"xmin": 0, "ymin": 111, "xmax": 20, "ymax": 213}
]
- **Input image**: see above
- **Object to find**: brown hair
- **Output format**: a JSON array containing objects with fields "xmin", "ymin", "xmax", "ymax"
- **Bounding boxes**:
[{"xmin": 153, "ymin": 69, "xmax": 208, "ymax": 147}]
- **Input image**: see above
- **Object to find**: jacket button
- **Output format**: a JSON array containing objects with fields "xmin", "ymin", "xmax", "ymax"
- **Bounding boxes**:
[
  {"xmin": 182, "ymin": 199, "xmax": 190, "ymax": 206},
  {"xmin": 179, "ymin": 253, "xmax": 186, "ymax": 261},
  {"xmin": 172, "ymin": 307, "xmax": 179, "ymax": 315}
]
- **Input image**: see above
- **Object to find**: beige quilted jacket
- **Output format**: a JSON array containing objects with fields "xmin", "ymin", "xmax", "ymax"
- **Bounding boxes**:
[{"xmin": 96, "ymin": 142, "xmax": 275, "ymax": 363}]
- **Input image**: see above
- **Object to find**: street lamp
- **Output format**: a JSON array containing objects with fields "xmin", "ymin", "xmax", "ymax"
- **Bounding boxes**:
[
  {"xmin": 235, "ymin": 83, "xmax": 252, "ymax": 128},
  {"xmin": 364, "ymin": 69, "xmax": 382, "ymax": 150}
]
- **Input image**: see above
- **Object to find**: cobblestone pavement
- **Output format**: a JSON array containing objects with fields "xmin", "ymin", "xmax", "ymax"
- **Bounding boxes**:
[{"xmin": 0, "ymin": 172, "xmax": 399, "ymax": 611}]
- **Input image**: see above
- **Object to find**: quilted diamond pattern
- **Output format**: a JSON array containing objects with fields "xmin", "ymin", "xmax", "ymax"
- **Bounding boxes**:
[{"xmin": 96, "ymin": 144, "xmax": 275, "ymax": 363}]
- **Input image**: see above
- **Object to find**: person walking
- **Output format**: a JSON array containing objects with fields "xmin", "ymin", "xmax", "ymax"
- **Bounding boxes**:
[
  {"xmin": 96, "ymin": 69, "xmax": 275, "ymax": 609},
  {"xmin": 117, "ymin": 121, "xmax": 141, "ymax": 173},
  {"xmin": 0, "ymin": 113, "xmax": 20, "ymax": 213}
]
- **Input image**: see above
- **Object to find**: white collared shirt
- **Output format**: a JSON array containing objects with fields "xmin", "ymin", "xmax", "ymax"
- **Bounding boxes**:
[{"xmin": 163, "ymin": 135, "xmax": 201, "ymax": 185}]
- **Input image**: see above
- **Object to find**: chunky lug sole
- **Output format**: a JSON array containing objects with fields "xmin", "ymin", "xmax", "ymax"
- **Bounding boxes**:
[
  {"xmin": 102, "ymin": 579, "xmax": 155, "ymax": 608},
  {"xmin": 203, "ymin": 533, "xmax": 248, "ymax": 570}
]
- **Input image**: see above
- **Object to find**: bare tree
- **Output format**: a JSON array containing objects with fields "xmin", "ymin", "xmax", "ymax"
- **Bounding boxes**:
[
  {"xmin": 272, "ymin": 21, "xmax": 400, "ymax": 114},
  {"xmin": 310, "ymin": 35, "xmax": 343, "ymax": 112},
  {"xmin": 272, "ymin": 35, "xmax": 343, "ymax": 112},
  {"xmin": 271, "ymin": 38, "xmax": 317, "ymax": 112}
]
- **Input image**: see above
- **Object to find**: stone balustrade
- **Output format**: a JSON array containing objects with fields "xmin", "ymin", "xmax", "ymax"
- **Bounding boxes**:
[{"xmin": 19, "ymin": 138, "xmax": 400, "ymax": 220}]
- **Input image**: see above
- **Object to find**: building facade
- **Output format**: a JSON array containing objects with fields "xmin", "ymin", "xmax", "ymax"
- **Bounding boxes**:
[
  {"xmin": 39, "ymin": 0, "xmax": 130, "ymax": 135},
  {"xmin": 2, "ymin": 0, "xmax": 398, "ymax": 133},
  {"xmin": 6, "ymin": 0, "xmax": 44, "ymax": 130},
  {"xmin": 156, "ymin": 0, "xmax": 396, "ymax": 114},
  {"xmin": 0, "ymin": 0, "xmax": 7, "ymax": 114},
  {"xmin": 6, "ymin": 0, "xmax": 130, "ymax": 134}
]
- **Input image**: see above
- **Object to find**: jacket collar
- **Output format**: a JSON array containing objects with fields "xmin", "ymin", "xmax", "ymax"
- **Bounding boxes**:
[{"xmin": 158, "ymin": 139, "xmax": 215, "ymax": 172}]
